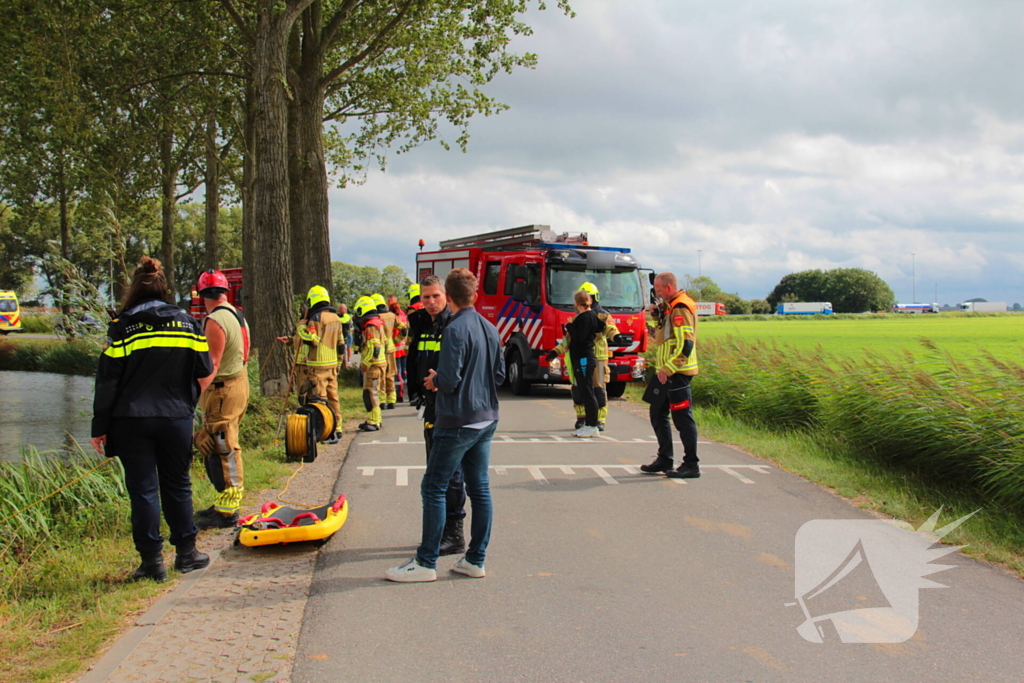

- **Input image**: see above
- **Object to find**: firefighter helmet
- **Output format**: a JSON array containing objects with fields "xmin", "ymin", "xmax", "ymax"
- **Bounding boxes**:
[
  {"xmin": 408, "ymin": 283, "xmax": 420, "ymax": 299},
  {"xmin": 371, "ymin": 293, "xmax": 387, "ymax": 311},
  {"xmin": 307, "ymin": 285, "xmax": 330, "ymax": 308},
  {"xmin": 354, "ymin": 296, "xmax": 377, "ymax": 318},
  {"xmin": 197, "ymin": 269, "xmax": 229, "ymax": 297},
  {"xmin": 580, "ymin": 281, "xmax": 600, "ymax": 301}
]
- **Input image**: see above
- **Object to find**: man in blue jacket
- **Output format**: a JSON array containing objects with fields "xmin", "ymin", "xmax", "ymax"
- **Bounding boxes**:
[{"xmin": 386, "ymin": 268, "xmax": 505, "ymax": 582}]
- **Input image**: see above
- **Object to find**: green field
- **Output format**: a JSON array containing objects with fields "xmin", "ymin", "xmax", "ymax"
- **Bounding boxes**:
[{"xmin": 700, "ymin": 314, "xmax": 1024, "ymax": 361}]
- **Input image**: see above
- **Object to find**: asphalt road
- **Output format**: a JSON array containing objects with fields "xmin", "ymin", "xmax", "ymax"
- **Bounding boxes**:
[{"xmin": 294, "ymin": 387, "xmax": 1024, "ymax": 683}]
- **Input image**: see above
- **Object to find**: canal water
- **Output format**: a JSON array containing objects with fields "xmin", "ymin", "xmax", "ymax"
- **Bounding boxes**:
[{"xmin": 0, "ymin": 371, "xmax": 95, "ymax": 461}]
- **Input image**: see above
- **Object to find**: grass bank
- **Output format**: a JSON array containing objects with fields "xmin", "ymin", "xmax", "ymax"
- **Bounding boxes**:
[
  {"xmin": 0, "ymin": 338, "xmax": 96, "ymax": 376},
  {"xmin": 626, "ymin": 336, "xmax": 1024, "ymax": 576},
  {"xmin": 0, "ymin": 360, "xmax": 365, "ymax": 683}
]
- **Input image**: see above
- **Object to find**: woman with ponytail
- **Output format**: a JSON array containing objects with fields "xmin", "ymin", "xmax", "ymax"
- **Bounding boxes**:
[{"xmin": 91, "ymin": 257, "xmax": 215, "ymax": 582}]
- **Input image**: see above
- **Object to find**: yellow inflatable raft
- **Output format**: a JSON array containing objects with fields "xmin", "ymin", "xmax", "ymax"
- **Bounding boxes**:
[{"xmin": 236, "ymin": 495, "xmax": 349, "ymax": 547}]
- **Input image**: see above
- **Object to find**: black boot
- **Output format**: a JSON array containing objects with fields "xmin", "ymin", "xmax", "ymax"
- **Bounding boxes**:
[
  {"xmin": 175, "ymin": 543, "xmax": 211, "ymax": 573},
  {"xmin": 132, "ymin": 552, "xmax": 167, "ymax": 583},
  {"xmin": 574, "ymin": 417, "xmax": 586, "ymax": 430},
  {"xmin": 438, "ymin": 517, "xmax": 466, "ymax": 556},
  {"xmin": 666, "ymin": 463, "xmax": 701, "ymax": 479},
  {"xmin": 197, "ymin": 511, "xmax": 239, "ymax": 530},
  {"xmin": 639, "ymin": 457, "xmax": 674, "ymax": 474}
]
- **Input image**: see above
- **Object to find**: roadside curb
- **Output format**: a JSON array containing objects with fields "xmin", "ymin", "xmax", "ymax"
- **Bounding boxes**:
[{"xmin": 77, "ymin": 550, "xmax": 223, "ymax": 683}]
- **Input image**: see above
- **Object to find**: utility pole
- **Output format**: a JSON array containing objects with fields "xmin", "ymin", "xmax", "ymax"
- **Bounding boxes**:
[
  {"xmin": 911, "ymin": 252, "xmax": 916, "ymax": 303},
  {"xmin": 698, "ymin": 249, "xmax": 702, "ymax": 279}
]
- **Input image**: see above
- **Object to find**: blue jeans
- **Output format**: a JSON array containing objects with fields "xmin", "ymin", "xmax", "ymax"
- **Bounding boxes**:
[{"xmin": 417, "ymin": 422, "xmax": 497, "ymax": 569}]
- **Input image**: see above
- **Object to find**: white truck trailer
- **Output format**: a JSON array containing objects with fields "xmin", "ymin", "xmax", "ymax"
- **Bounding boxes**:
[
  {"xmin": 776, "ymin": 302, "xmax": 834, "ymax": 315},
  {"xmin": 960, "ymin": 301, "xmax": 1006, "ymax": 312}
]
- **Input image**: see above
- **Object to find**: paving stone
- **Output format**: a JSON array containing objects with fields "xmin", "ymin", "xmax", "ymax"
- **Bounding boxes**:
[{"xmin": 83, "ymin": 424, "xmax": 357, "ymax": 683}]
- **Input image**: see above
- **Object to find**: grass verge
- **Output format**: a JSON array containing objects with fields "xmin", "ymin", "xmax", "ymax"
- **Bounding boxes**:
[
  {"xmin": 0, "ymin": 361, "xmax": 365, "ymax": 683},
  {"xmin": 624, "ymin": 380, "xmax": 1024, "ymax": 577}
]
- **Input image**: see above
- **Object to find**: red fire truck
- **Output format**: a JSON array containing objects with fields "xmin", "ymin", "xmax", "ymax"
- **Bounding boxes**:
[
  {"xmin": 189, "ymin": 267, "xmax": 244, "ymax": 321},
  {"xmin": 415, "ymin": 225, "xmax": 649, "ymax": 396}
]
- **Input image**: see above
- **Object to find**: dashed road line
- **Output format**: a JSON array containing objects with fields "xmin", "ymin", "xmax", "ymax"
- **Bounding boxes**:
[{"xmin": 357, "ymin": 464, "xmax": 771, "ymax": 486}]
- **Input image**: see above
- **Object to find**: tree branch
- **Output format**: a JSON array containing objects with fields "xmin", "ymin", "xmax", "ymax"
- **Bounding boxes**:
[
  {"xmin": 321, "ymin": 0, "xmax": 363, "ymax": 55},
  {"xmin": 218, "ymin": 0, "xmax": 255, "ymax": 44},
  {"xmin": 321, "ymin": 0, "xmax": 417, "ymax": 87}
]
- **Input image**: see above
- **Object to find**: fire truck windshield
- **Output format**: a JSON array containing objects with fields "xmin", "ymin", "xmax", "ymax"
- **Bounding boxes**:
[{"xmin": 547, "ymin": 266, "xmax": 643, "ymax": 312}]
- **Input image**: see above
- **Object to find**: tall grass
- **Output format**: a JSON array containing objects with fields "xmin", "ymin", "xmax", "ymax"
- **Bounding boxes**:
[
  {"xmin": 694, "ymin": 336, "xmax": 1024, "ymax": 512},
  {"xmin": 0, "ymin": 340, "xmax": 97, "ymax": 376}
]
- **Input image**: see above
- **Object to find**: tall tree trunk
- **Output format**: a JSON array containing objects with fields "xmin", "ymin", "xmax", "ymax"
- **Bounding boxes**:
[
  {"xmin": 204, "ymin": 115, "xmax": 220, "ymax": 271},
  {"xmin": 290, "ymin": 2, "xmax": 331, "ymax": 299},
  {"xmin": 159, "ymin": 129, "xmax": 177, "ymax": 300},
  {"xmin": 251, "ymin": 0, "xmax": 312, "ymax": 395},
  {"xmin": 57, "ymin": 159, "xmax": 72, "ymax": 331},
  {"xmin": 287, "ymin": 62, "xmax": 305, "ymax": 295},
  {"xmin": 242, "ymin": 82, "xmax": 256, "ymax": 292}
]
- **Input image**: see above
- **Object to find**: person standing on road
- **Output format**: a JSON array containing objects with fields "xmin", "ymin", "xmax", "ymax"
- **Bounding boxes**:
[
  {"xmin": 548, "ymin": 290, "xmax": 605, "ymax": 438},
  {"xmin": 374, "ymin": 293, "xmax": 399, "ymax": 409},
  {"xmin": 354, "ymin": 296, "xmax": 387, "ymax": 431},
  {"xmin": 193, "ymin": 270, "xmax": 251, "ymax": 529},
  {"xmin": 386, "ymin": 268, "xmax": 505, "ymax": 582},
  {"xmin": 91, "ymin": 257, "xmax": 213, "ymax": 582},
  {"xmin": 640, "ymin": 271, "xmax": 700, "ymax": 479},
  {"xmin": 405, "ymin": 274, "xmax": 465, "ymax": 555}
]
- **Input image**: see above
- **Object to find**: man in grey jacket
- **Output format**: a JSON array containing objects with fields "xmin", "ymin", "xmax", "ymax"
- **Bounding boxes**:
[{"xmin": 386, "ymin": 268, "xmax": 505, "ymax": 582}]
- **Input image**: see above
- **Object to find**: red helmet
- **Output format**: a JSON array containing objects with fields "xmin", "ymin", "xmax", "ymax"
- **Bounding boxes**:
[{"xmin": 197, "ymin": 269, "xmax": 229, "ymax": 296}]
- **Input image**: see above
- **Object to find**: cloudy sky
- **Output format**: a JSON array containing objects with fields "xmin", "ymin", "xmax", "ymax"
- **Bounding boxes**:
[{"xmin": 327, "ymin": 0, "xmax": 1024, "ymax": 306}]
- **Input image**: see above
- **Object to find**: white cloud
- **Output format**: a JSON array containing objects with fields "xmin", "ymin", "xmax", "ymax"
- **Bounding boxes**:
[{"xmin": 327, "ymin": 0, "xmax": 1024, "ymax": 305}]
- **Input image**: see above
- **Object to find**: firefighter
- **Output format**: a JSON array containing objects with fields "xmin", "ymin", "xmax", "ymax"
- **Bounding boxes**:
[
  {"xmin": 550, "ymin": 282, "xmax": 619, "ymax": 432},
  {"xmin": 373, "ymin": 292, "xmax": 399, "ymax": 408},
  {"xmin": 639, "ymin": 271, "xmax": 700, "ymax": 478},
  {"xmin": 278, "ymin": 286, "xmax": 342, "ymax": 443},
  {"xmin": 388, "ymin": 295, "xmax": 410, "ymax": 402},
  {"xmin": 354, "ymin": 296, "xmax": 387, "ymax": 431},
  {"xmin": 194, "ymin": 270, "xmax": 251, "ymax": 529},
  {"xmin": 337, "ymin": 303, "xmax": 353, "ymax": 366},
  {"xmin": 580, "ymin": 282, "xmax": 619, "ymax": 431},
  {"xmin": 406, "ymin": 283, "xmax": 423, "ymax": 314}
]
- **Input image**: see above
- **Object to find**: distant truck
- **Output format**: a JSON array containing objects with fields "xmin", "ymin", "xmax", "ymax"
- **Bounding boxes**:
[
  {"xmin": 893, "ymin": 303, "xmax": 939, "ymax": 314},
  {"xmin": 776, "ymin": 302, "xmax": 833, "ymax": 315},
  {"xmin": 695, "ymin": 301, "xmax": 727, "ymax": 316},
  {"xmin": 960, "ymin": 301, "xmax": 1006, "ymax": 312}
]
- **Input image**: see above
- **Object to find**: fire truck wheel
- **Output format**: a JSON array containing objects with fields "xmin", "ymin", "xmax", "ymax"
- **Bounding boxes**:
[
  {"xmin": 606, "ymin": 381, "xmax": 626, "ymax": 399},
  {"xmin": 507, "ymin": 348, "xmax": 531, "ymax": 396}
]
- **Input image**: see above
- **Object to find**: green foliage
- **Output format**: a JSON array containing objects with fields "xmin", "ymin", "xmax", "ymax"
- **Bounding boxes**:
[
  {"xmin": 749, "ymin": 298, "xmax": 772, "ymax": 314},
  {"xmin": 766, "ymin": 267, "xmax": 895, "ymax": 313},
  {"xmin": 694, "ymin": 336, "xmax": 1024, "ymax": 511},
  {"xmin": 331, "ymin": 261, "xmax": 412, "ymax": 306},
  {"xmin": 18, "ymin": 312, "xmax": 55, "ymax": 334},
  {"xmin": 0, "ymin": 340, "xmax": 96, "ymax": 375},
  {"xmin": 170, "ymin": 204, "xmax": 243, "ymax": 304}
]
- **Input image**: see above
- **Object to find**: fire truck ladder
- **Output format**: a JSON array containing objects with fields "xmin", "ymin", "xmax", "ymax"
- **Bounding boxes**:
[{"xmin": 438, "ymin": 225, "xmax": 589, "ymax": 251}]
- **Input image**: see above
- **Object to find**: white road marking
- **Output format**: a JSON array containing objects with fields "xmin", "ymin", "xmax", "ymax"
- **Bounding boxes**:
[
  {"xmin": 355, "ymin": 464, "xmax": 771, "ymax": 487},
  {"xmin": 358, "ymin": 436, "xmax": 715, "ymax": 446}
]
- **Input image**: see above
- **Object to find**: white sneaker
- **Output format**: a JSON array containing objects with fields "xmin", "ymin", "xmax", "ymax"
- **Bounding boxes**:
[
  {"xmin": 452, "ymin": 556, "xmax": 486, "ymax": 578},
  {"xmin": 385, "ymin": 558, "xmax": 437, "ymax": 582},
  {"xmin": 573, "ymin": 425, "xmax": 599, "ymax": 438}
]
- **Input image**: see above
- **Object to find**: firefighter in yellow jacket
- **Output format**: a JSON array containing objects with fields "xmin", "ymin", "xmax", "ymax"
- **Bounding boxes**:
[
  {"xmin": 640, "ymin": 272, "xmax": 700, "ymax": 479},
  {"xmin": 355, "ymin": 296, "xmax": 387, "ymax": 431},
  {"xmin": 194, "ymin": 270, "xmax": 251, "ymax": 529},
  {"xmin": 551, "ymin": 282, "xmax": 619, "ymax": 432},
  {"xmin": 373, "ymin": 292, "xmax": 399, "ymax": 409},
  {"xmin": 278, "ymin": 286, "xmax": 342, "ymax": 443}
]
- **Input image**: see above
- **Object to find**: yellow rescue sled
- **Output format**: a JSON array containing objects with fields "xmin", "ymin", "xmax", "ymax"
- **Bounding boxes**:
[{"xmin": 236, "ymin": 495, "xmax": 349, "ymax": 547}]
